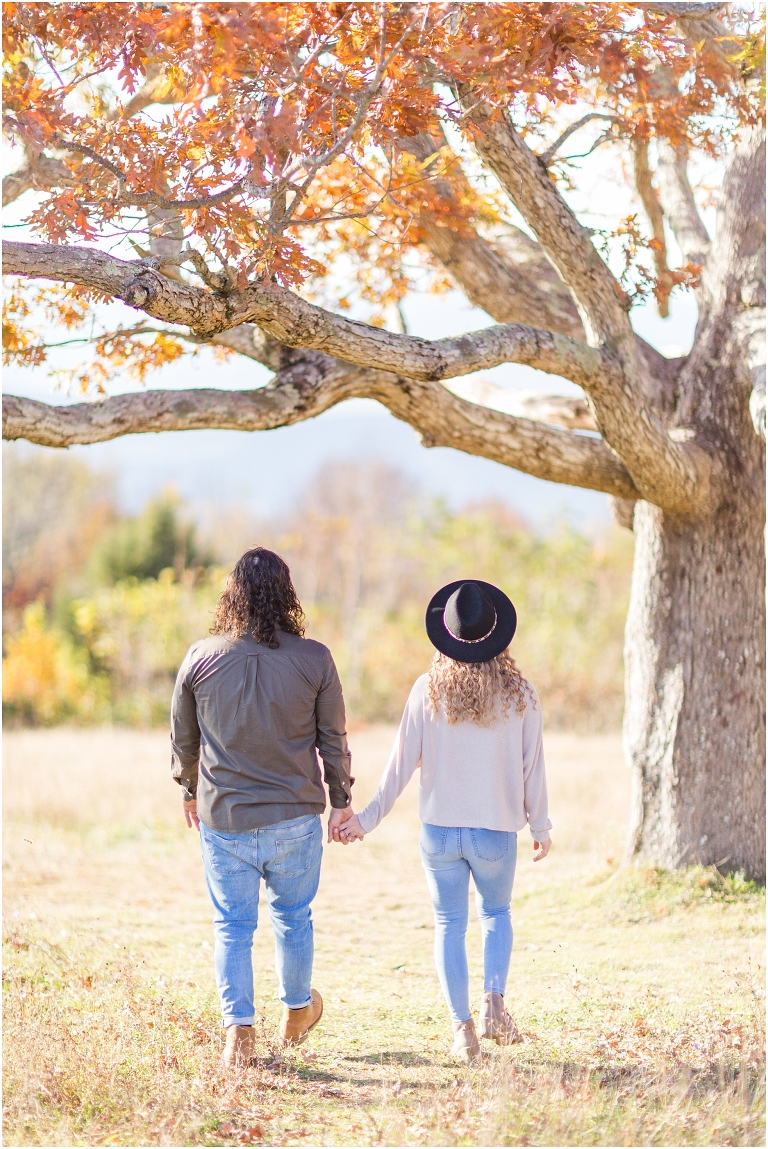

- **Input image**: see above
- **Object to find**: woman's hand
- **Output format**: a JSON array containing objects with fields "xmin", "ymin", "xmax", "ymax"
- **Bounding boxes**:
[
  {"xmin": 533, "ymin": 838, "xmax": 551, "ymax": 862},
  {"xmin": 336, "ymin": 813, "xmax": 365, "ymax": 844}
]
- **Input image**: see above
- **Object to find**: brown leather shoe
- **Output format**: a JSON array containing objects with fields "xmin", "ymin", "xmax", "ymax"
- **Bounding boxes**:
[
  {"xmin": 278, "ymin": 989, "xmax": 323, "ymax": 1048},
  {"xmin": 479, "ymin": 991, "xmax": 523, "ymax": 1045},
  {"xmin": 451, "ymin": 1018, "xmax": 481, "ymax": 1063},
  {"xmin": 221, "ymin": 1024, "xmax": 255, "ymax": 1067}
]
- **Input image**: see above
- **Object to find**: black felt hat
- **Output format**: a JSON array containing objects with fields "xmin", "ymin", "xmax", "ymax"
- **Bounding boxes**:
[{"xmin": 425, "ymin": 580, "xmax": 517, "ymax": 664}]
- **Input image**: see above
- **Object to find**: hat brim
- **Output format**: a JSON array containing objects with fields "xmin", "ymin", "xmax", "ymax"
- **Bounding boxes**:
[{"xmin": 425, "ymin": 580, "xmax": 517, "ymax": 663}]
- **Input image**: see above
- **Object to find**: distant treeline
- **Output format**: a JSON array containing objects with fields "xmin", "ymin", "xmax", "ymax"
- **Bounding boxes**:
[{"xmin": 2, "ymin": 445, "xmax": 633, "ymax": 730}]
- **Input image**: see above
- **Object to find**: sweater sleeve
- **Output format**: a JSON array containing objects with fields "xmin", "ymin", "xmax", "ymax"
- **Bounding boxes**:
[
  {"xmin": 521, "ymin": 688, "xmax": 552, "ymax": 842},
  {"xmin": 357, "ymin": 681, "xmax": 424, "ymax": 833}
]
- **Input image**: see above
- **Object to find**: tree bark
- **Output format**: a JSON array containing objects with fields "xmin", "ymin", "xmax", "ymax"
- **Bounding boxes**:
[
  {"xmin": 624, "ymin": 124, "xmax": 766, "ymax": 881},
  {"xmin": 624, "ymin": 490, "xmax": 765, "ymax": 880}
]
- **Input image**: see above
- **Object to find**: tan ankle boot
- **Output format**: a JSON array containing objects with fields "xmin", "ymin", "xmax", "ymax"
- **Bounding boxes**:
[
  {"xmin": 278, "ymin": 988, "xmax": 323, "ymax": 1048},
  {"xmin": 221, "ymin": 1024, "xmax": 255, "ymax": 1067},
  {"xmin": 451, "ymin": 1018, "xmax": 481, "ymax": 1063},
  {"xmin": 478, "ymin": 992, "xmax": 523, "ymax": 1045}
]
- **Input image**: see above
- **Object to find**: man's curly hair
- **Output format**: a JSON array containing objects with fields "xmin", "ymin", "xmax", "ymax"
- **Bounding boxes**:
[
  {"xmin": 427, "ymin": 647, "xmax": 533, "ymax": 725},
  {"xmin": 211, "ymin": 547, "xmax": 305, "ymax": 648}
]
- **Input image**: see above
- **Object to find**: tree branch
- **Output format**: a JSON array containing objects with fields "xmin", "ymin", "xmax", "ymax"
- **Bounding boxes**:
[
  {"xmin": 464, "ymin": 106, "xmax": 714, "ymax": 515},
  {"xmin": 699, "ymin": 124, "xmax": 765, "ymax": 317},
  {"xmin": 424, "ymin": 211, "xmax": 684, "ymax": 415},
  {"xmin": 466, "ymin": 104, "xmax": 637, "ymax": 357},
  {"xmin": 396, "ymin": 131, "xmax": 684, "ymax": 418},
  {"xmin": 655, "ymin": 140, "xmax": 711, "ymax": 268},
  {"xmin": 1, "ymin": 240, "xmax": 613, "ymax": 388},
  {"xmin": 631, "ymin": 137, "xmax": 675, "ymax": 317},
  {"xmin": 539, "ymin": 113, "xmax": 620, "ymax": 167},
  {"xmin": 396, "ymin": 130, "xmax": 585, "ymax": 340},
  {"xmin": 205, "ymin": 324, "xmax": 284, "ymax": 370},
  {"xmin": 2, "ymin": 153, "xmax": 72, "ymax": 206},
  {"xmin": 3, "ymin": 167, "xmax": 34, "ymax": 206},
  {"xmin": 649, "ymin": 4, "xmax": 744, "ymax": 78},
  {"xmin": 53, "ymin": 136, "xmax": 258, "ymax": 210},
  {"xmin": 419, "ymin": 215, "xmax": 585, "ymax": 341},
  {"xmin": 1, "ymin": 357, "xmax": 639, "ymax": 500},
  {"xmin": 3, "ymin": 236, "xmax": 712, "ymax": 513},
  {"xmin": 446, "ymin": 379, "xmax": 596, "ymax": 430}
]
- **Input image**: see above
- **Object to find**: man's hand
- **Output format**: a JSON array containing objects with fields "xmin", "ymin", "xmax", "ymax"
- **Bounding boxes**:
[
  {"xmin": 327, "ymin": 806, "xmax": 355, "ymax": 844},
  {"xmin": 184, "ymin": 798, "xmax": 200, "ymax": 831},
  {"xmin": 533, "ymin": 838, "xmax": 551, "ymax": 862}
]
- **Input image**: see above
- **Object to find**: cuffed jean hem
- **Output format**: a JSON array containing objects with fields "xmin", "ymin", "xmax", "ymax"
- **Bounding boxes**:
[{"xmin": 222, "ymin": 1015, "xmax": 255, "ymax": 1027}]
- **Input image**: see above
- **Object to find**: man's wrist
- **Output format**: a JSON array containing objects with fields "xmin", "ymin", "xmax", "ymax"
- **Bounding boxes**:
[{"xmin": 329, "ymin": 793, "xmax": 351, "ymax": 809}]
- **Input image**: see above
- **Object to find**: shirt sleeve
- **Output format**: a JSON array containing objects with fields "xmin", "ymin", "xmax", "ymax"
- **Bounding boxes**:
[
  {"xmin": 170, "ymin": 648, "xmax": 201, "ymax": 801},
  {"xmin": 521, "ymin": 687, "xmax": 552, "ymax": 842},
  {"xmin": 315, "ymin": 650, "xmax": 354, "ymax": 810},
  {"xmin": 358, "ymin": 683, "xmax": 424, "ymax": 833}
]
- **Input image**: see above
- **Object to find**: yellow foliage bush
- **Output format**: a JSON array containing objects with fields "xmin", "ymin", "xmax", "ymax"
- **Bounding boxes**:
[
  {"xmin": 2, "ymin": 602, "xmax": 106, "ymax": 725},
  {"xmin": 72, "ymin": 568, "xmax": 224, "ymax": 725}
]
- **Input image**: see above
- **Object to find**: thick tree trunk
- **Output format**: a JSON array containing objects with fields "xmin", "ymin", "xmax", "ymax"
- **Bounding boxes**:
[
  {"xmin": 624, "ymin": 404, "xmax": 766, "ymax": 881},
  {"xmin": 625, "ymin": 122, "xmax": 766, "ymax": 882}
]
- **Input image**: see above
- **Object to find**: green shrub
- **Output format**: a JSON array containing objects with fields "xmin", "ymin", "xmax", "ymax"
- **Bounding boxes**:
[{"xmin": 90, "ymin": 493, "xmax": 213, "ymax": 585}]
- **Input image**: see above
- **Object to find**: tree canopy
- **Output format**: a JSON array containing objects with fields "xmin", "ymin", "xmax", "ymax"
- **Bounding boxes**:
[
  {"xmin": 4, "ymin": 2, "xmax": 764, "ymax": 525},
  {"xmin": 3, "ymin": 3, "xmax": 763, "ymax": 451}
]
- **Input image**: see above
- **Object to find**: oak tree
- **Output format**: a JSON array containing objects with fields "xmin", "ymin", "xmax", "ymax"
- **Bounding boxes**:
[{"xmin": 3, "ymin": 2, "xmax": 765, "ymax": 876}]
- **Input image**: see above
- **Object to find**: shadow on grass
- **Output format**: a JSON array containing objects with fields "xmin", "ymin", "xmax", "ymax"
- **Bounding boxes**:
[{"xmin": 341, "ymin": 1050, "xmax": 436, "ymax": 1067}]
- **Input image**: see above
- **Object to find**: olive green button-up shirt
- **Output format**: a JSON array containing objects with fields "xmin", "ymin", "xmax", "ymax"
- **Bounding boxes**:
[{"xmin": 170, "ymin": 630, "xmax": 353, "ymax": 831}]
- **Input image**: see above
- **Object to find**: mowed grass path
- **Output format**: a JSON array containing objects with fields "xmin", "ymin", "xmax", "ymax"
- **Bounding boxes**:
[{"xmin": 3, "ymin": 727, "xmax": 764, "ymax": 1147}]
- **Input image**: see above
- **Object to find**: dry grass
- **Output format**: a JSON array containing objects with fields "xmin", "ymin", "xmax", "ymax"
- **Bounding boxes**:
[{"xmin": 3, "ymin": 726, "xmax": 765, "ymax": 1147}]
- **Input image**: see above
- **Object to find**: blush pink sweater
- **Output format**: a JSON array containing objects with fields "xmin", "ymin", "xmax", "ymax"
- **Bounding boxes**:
[{"xmin": 357, "ymin": 673, "xmax": 552, "ymax": 841}]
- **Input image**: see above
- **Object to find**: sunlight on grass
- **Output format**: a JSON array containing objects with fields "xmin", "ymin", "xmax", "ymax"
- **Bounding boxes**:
[{"xmin": 3, "ymin": 727, "xmax": 765, "ymax": 1146}]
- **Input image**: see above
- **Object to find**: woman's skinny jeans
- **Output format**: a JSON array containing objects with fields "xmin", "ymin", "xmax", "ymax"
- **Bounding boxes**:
[{"xmin": 420, "ymin": 824, "xmax": 518, "ymax": 1024}]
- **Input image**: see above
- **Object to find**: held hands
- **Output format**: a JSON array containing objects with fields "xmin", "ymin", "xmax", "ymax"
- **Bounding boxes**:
[
  {"xmin": 533, "ymin": 838, "xmax": 551, "ymax": 862},
  {"xmin": 327, "ymin": 806, "xmax": 365, "ymax": 845},
  {"xmin": 184, "ymin": 798, "xmax": 362, "ymax": 843}
]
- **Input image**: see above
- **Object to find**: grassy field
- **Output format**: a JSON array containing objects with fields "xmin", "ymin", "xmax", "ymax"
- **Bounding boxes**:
[{"xmin": 3, "ymin": 726, "xmax": 765, "ymax": 1147}]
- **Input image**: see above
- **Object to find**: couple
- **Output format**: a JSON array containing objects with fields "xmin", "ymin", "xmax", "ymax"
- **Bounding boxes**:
[{"xmin": 171, "ymin": 547, "xmax": 551, "ymax": 1067}]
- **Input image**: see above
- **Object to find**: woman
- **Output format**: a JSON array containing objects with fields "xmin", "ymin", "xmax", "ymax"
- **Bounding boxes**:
[{"xmin": 337, "ymin": 580, "xmax": 551, "ymax": 1062}]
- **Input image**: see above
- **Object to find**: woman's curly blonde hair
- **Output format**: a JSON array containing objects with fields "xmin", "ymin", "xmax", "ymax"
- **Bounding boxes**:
[
  {"xmin": 212, "ymin": 547, "xmax": 305, "ymax": 648},
  {"xmin": 427, "ymin": 647, "xmax": 532, "ymax": 725}
]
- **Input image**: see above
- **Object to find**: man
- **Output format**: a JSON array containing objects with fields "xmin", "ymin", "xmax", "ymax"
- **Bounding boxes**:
[{"xmin": 171, "ymin": 546, "xmax": 355, "ymax": 1067}]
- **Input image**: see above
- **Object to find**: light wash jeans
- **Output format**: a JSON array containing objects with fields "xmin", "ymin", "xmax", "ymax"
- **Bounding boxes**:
[
  {"xmin": 200, "ymin": 814, "xmax": 322, "ymax": 1026},
  {"xmin": 420, "ymin": 823, "xmax": 518, "ymax": 1024}
]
